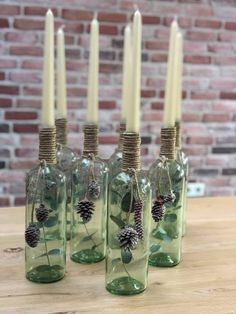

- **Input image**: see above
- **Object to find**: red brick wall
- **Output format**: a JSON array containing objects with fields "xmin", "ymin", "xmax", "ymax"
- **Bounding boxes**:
[{"xmin": 0, "ymin": 0, "xmax": 236, "ymax": 206}]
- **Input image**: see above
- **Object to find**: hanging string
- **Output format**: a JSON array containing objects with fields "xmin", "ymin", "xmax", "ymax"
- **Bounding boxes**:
[
  {"xmin": 175, "ymin": 121, "xmax": 181, "ymax": 148},
  {"xmin": 55, "ymin": 118, "xmax": 67, "ymax": 146}
]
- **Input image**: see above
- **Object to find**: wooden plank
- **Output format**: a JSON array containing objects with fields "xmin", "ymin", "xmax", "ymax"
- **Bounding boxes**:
[{"xmin": 0, "ymin": 197, "xmax": 236, "ymax": 314}]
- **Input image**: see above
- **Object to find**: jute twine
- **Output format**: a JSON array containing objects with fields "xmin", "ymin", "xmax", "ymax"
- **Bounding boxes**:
[
  {"xmin": 122, "ymin": 132, "xmax": 141, "ymax": 171},
  {"xmin": 175, "ymin": 121, "xmax": 181, "ymax": 148},
  {"xmin": 83, "ymin": 123, "xmax": 98, "ymax": 157},
  {"xmin": 118, "ymin": 122, "xmax": 126, "ymax": 150},
  {"xmin": 160, "ymin": 127, "xmax": 176, "ymax": 160},
  {"xmin": 39, "ymin": 127, "xmax": 56, "ymax": 164},
  {"xmin": 55, "ymin": 118, "xmax": 67, "ymax": 146}
]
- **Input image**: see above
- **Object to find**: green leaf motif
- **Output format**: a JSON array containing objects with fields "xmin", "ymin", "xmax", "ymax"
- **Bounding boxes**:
[
  {"xmin": 39, "ymin": 249, "xmax": 61, "ymax": 257},
  {"xmin": 150, "ymin": 244, "xmax": 161, "ymax": 253},
  {"xmin": 112, "ymin": 257, "xmax": 121, "ymax": 266},
  {"xmin": 121, "ymin": 250, "xmax": 132, "ymax": 264},
  {"xmin": 153, "ymin": 227, "xmax": 173, "ymax": 243},
  {"xmin": 110, "ymin": 215, "xmax": 125, "ymax": 228},
  {"xmin": 92, "ymin": 242, "xmax": 102, "ymax": 250},
  {"xmin": 81, "ymin": 231, "xmax": 97, "ymax": 242},
  {"xmin": 121, "ymin": 192, "xmax": 135, "ymax": 213},
  {"xmin": 43, "ymin": 216, "xmax": 58, "ymax": 228},
  {"xmin": 164, "ymin": 213, "xmax": 177, "ymax": 223}
]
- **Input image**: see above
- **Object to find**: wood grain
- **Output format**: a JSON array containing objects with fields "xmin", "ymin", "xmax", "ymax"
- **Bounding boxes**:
[{"xmin": 0, "ymin": 197, "xmax": 236, "ymax": 314}]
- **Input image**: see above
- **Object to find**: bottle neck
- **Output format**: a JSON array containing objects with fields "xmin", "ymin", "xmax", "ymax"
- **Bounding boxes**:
[
  {"xmin": 83, "ymin": 123, "xmax": 98, "ymax": 157},
  {"xmin": 55, "ymin": 118, "xmax": 67, "ymax": 146},
  {"xmin": 39, "ymin": 127, "xmax": 57, "ymax": 164},
  {"xmin": 122, "ymin": 132, "xmax": 141, "ymax": 171},
  {"xmin": 160, "ymin": 127, "xmax": 176, "ymax": 161}
]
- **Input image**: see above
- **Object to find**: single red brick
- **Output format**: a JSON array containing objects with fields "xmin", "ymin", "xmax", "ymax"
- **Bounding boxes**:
[
  {"xmin": 151, "ymin": 54, "xmax": 168, "ymax": 62},
  {"xmin": 141, "ymin": 90, "xmax": 156, "ymax": 98},
  {"xmin": 213, "ymin": 56, "xmax": 236, "ymax": 66},
  {"xmin": 218, "ymin": 31, "xmax": 236, "ymax": 42},
  {"xmin": 98, "ymin": 12, "xmax": 127, "ymax": 23},
  {"xmin": 220, "ymin": 92, "xmax": 236, "ymax": 100},
  {"xmin": 62, "ymin": 9, "xmax": 93, "ymax": 20},
  {"xmin": 14, "ymin": 197, "xmax": 25, "ymax": 206},
  {"xmin": 185, "ymin": 4, "xmax": 213, "ymax": 17},
  {"xmin": 65, "ymin": 49, "xmax": 80, "ymax": 59},
  {"xmin": 10, "ymin": 72, "xmax": 41, "ymax": 83},
  {"xmin": 184, "ymin": 41, "xmax": 206, "ymax": 53},
  {"xmin": 99, "ymin": 24, "xmax": 118, "ymax": 35},
  {"xmin": 0, "ymin": 197, "xmax": 10, "ymax": 207},
  {"xmin": 151, "ymin": 102, "xmax": 163, "ymax": 110},
  {"xmin": 64, "ymin": 35, "xmax": 74, "ymax": 45},
  {"xmin": 191, "ymin": 91, "xmax": 218, "ymax": 100},
  {"xmin": 195, "ymin": 19, "xmax": 222, "ymax": 29},
  {"xmin": 99, "ymin": 63, "xmax": 122, "ymax": 73},
  {"xmin": 21, "ymin": 59, "xmax": 42, "ymax": 70},
  {"xmin": 186, "ymin": 136, "xmax": 213, "ymax": 145},
  {"xmin": 99, "ymin": 101, "xmax": 116, "ymax": 109},
  {"xmin": 183, "ymin": 146, "xmax": 208, "ymax": 156},
  {"xmin": 0, "ymin": 18, "xmax": 9, "ymax": 28},
  {"xmin": 16, "ymin": 99, "xmax": 40, "ymax": 108},
  {"xmin": 99, "ymin": 136, "xmax": 118, "ymax": 144},
  {"xmin": 67, "ymin": 88, "xmax": 87, "ymax": 97},
  {"xmin": 0, "ymin": 85, "xmax": 19, "ymax": 95},
  {"xmin": 145, "ymin": 40, "xmax": 168, "ymax": 50},
  {"xmin": 183, "ymin": 113, "xmax": 201, "ymax": 122},
  {"xmin": 184, "ymin": 55, "xmax": 211, "ymax": 64},
  {"xmin": 23, "ymin": 87, "xmax": 41, "ymax": 96},
  {"xmin": 143, "ymin": 15, "xmax": 160, "ymax": 25},
  {"xmin": 64, "ymin": 22, "xmax": 84, "ymax": 34},
  {"xmin": 5, "ymin": 32, "xmax": 38, "ymax": 44},
  {"xmin": 208, "ymin": 43, "xmax": 232, "ymax": 53},
  {"xmin": 147, "ymin": 78, "xmax": 165, "ymax": 88},
  {"xmin": 186, "ymin": 31, "xmax": 216, "ymax": 41},
  {"xmin": 210, "ymin": 79, "xmax": 236, "ymax": 90},
  {"xmin": 225, "ymin": 22, "xmax": 236, "ymax": 30},
  {"xmin": 10, "ymin": 46, "xmax": 43, "ymax": 56},
  {"xmin": 14, "ymin": 19, "xmax": 44, "ymax": 30},
  {"xmin": 203, "ymin": 113, "xmax": 230, "ymax": 122},
  {"xmin": 0, "ymin": 59, "xmax": 17, "ymax": 69},
  {"xmin": 213, "ymin": 101, "xmax": 236, "ymax": 112},
  {"xmin": 0, "ymin": 4, "xmax": 20, "ymax": 15},
  {"xmin": 10, "ymin": 160, "xmax": 37, "ymax": 170},
  {"xmin": 24, "ymin": 6, "xmax": 58, "ymax": 16},
  {"xmin": 5, "ymin": 111, "xmax": 37, "ymax": 120},
  {"xmin": 13, "ymin": 124, "xmax": 38, "ymax": 133},
  {"xmin": 143, "ymin": 112, "xmax": 162, "ymax": 121},
  {"xmin": 0, "ymin": 98, "xmax": 12, "ymax": 108},
  {"xmin": 0, "ymin": 72, "xmax": 5, "ymax": 80}
]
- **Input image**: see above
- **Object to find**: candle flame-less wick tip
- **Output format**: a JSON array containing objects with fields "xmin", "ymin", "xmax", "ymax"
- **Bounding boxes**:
[{"xmin": 47, "ymin": 9, "xmax": 53, "ymax": 15}]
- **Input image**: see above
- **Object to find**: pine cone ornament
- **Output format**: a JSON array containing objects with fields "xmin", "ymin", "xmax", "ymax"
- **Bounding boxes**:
[
  {"xmin": 152, "ymin": 199, "xmax": 166, "ymax": 222},
  {"xmin": 117, "ymin": 226, "xmax": 139, "ymax": 251},
  {"xmin": 134, "ymin": 200, "xmax": 144, "ymax": 240},
  {"xmin": 163, "ymin": 191, "xmax": 176, "ymax": 204},
  {"xmin": 35, "ymin": 204, "xmax": 49, "ymax": 223},
  {"xmin": 76, "ymin": 198, "xmax": 95, "ymax": 223},
  {"xmin": 25, "ymin": 223, "xmax": 40, "ymax": 248},
  {"xmin": 87, "ymin": 180, "xmax": 100, "ymax": 200}
]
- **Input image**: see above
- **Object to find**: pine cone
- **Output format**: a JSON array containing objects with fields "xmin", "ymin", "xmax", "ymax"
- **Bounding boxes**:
[
  {"xmin": 152, "ymin": 199, "xmax": 165, "ymax": 222},
  {"xmin": 87, "ymin": 180, "xmax": 100, "ymax": 200},
  {"xmin": 35, "ymin": 204, "xmax": 49, "ymax": 223},
  {"xmin": 25, "ymin": 223, "xmax": 40, "ymax": 248},
  {"xmin": 163, "ymin": 191, "xmax": 176, "ymax": 204},
  {"xmin": 134, "ymin": 200, "xmax": 144, "ymax": 240},
  {"xmin": 76, "ymin": 198, "xmax": 95, "ymax": 223},
  {"xmin": 117, "ymin": 225, "xmax": 139, "ymax": 251}
]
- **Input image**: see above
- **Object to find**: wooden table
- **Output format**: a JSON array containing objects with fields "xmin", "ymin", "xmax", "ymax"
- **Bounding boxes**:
[{"xmin": 1, "ymin": 197, "xmax": 236, "ymax": 314}]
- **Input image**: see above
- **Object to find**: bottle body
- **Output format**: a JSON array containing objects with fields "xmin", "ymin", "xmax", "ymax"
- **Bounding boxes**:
[
  {"xmin": 70, "ymin": 156, "xmax": 108, "ymax": 263},
  {"xmin": 57, "ymin": 145, "xmax": 77, "ymax": 240},
  {"xmin": 108, "ymin": 148, "xmax": 122, "ymax": 183},
  {"xmin": 176, "ymin": 149, "xmax": 189, "ymax": 236},
  {"xmin": 106, "ymin": 170, "xmax": 151, "ymax": 295},
  {"xmin": 25, "ymin": 164, "xmax": 66, "ymax": 283},
  {"xmin": 149, "ymin": 159, "xmax": 184, "ymax": 267}
]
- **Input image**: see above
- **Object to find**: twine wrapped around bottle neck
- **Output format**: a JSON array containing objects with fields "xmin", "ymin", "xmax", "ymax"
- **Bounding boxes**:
[
  {"xmin": 160, "ymin": 127, "xmax": 176, "ymax": 160},
  {"xmin": 175, "ymin": 121, "xmax": 181, "ymax": 148},
  {"xmin": 122, "ymin": 132, "xmax": 141, "ymax": 171},
  {"xmin": 55, "ymin": 118, "xmax": 67, "ymax": 146},
  {"xmin": 118, "ymin": 122, "xmax": 126, "ymax": 150},
  {"xmin": 39, "ymin": 127, "xmax": 57, "ymax": 164},
  {"xmin": 83, "ymin": 123, "xmax": 98, "ymax": 157}
]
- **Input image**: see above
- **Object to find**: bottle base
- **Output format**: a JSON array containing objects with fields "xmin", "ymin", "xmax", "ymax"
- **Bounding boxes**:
[
  {"xmin": 149, "ymin": 252, "xmax": 180, "ymax": 267},
  {"xmin": 71, "ymin": 249, "xmax": 104, "ymax": 264},
  {"xmin": 26, "ymin": 264, "xmax": 65, "ymax": 283},
  {"xmin": 106, "ymin": 276, "xmax": 145, "ymax": 295}
]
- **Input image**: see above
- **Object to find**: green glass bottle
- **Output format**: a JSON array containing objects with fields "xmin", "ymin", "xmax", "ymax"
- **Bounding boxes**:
[
  {"xmin": 70, "ymin": 124, "xmax": 108, "ymax": 264},
  {"xmin": 25, "ymin": 128, "xmax": 66, "ymax": 283},
  {"xmin": 149, "ymin": 127, "xmax": 184, "ymax": 267},
  {"xmin": 56, "ymin": 118, "xmax": 77, "ymax": 240},
  {"xmin": 106, "ymin": 132, "xmax": 151, "ymax": 295}
]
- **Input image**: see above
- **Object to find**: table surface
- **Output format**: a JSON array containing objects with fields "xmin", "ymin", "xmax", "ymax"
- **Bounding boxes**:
[{"xmin": 0, "ymin": 197, "xmax": 236, "ymax": 314}]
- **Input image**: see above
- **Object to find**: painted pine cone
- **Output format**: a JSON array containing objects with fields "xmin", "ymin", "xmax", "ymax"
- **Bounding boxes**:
[
  {"xmin": 87, "ymin": 180, "xmax": 100, "ymax": 200},
  {"xmin": 163, "ymin": 191, "xmax": 176, "ymax": 204},
  {"xmin": 25, "ymin": 223, "xmax": 40, "ymax": 248},
  {"xmin": 134, "ymin": 200, "xmax": 144, "ymax": 240},
  {"xmin": 35, "ymin": 204, "xmax": 49, "ymax": 223},
  {"xmin": 151, "ymin": 199, "xmax": 165, "ymax": 222},
  {"xmin": 117, "ymin": 226, "xmax": 139, "ymax": 251},
  {"xmin": 76, "ymin": 198, "xmax": 95, "ymax": 223}
]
